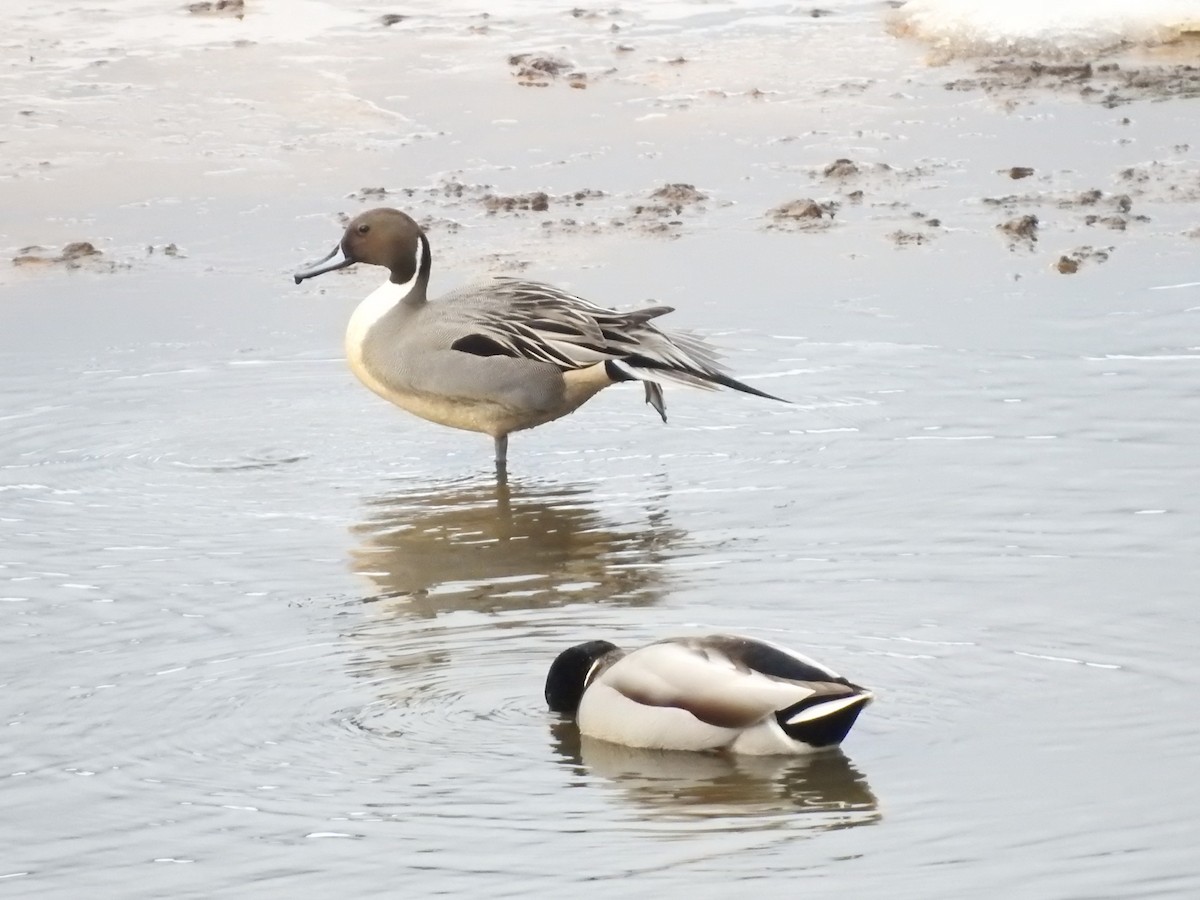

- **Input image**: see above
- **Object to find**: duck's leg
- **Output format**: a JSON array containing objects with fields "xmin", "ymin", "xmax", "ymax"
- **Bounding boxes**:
[{"xmin": 494, "ymin": 434, "xmax": 509, "ymax": 485}]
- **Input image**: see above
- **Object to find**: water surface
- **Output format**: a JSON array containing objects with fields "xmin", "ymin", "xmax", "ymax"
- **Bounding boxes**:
[{"xmin": 3, "ymin": 1, "xmax": 1199, "ymax": 897}]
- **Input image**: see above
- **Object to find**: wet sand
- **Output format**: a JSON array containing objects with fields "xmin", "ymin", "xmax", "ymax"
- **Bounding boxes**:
[{"xmin": 3, "ymin": 2, "xmax": 1200, "ymax": 897}]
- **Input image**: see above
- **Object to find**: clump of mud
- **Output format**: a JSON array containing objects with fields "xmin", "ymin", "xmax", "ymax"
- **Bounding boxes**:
[
  {"xmin": 479, "ymin": 252, "xmax": 533, "ymax": 272},
  {"xmin": 13, "ymin": 241, "xmax": 183, "ymax": 273},
  {"xmin": 13, "ymin": 242, "xmax": 104, "ymax": 269},
  {"xmin": 945, "ymin": 60, "xmax": 1200, "ymax": 107},
  {"xmin": 772, "ymin": 199, "xmax": 826, "ymax": 220},
  {"xmin": 347, "ymin": 178, "xmax": 710, "ymax": 238},
  {"xmin": 617, "ymin": 184, "xmax": 708, "ymax": 236},
  {"xmin": 1055, "ymin": 245, "xmax": 1112, "ymax": 274},
  {"xmin": 999, "ymin": 214, "xmax": 1039, "ymax": 244},
  {"xmin": 561, "ymin": 189, "xmax": 607, "ymax": 206},
  {"xmin": 348, "ymin": 180, "xmax": 496, "ymax": 205},
  {"xmin": 415, "ymin": 215, "xmax": 464, "ymax": 235},
  {"xmin": 983, "ymin": 186, "xmax": 1150, "ymax": 241},
  {"xmin": 431, "ymin": 179, "xmax": 483, "ymax": 200},
  {"xmin": 346, "ymin": 180, "xmax": 609, "ymax": 227},
  {"xmin": 508, "ymin": 54, "xmax": 589, "ymax": 88},
  {"xmin": 568, "ymin": 7, "xmax": 623, "ymax": 22},
  {"xmin": 883, "ymin": 211, "xmax": 942, "ymax": 247},
  {"xmin": 816, "ymin": 158, "xmax": 941, "ymax": 201},
  {"xmin": 824, "ymin": 158, "xmax": 865, "ymax": 179},
  {"xmin": 1118, "ymin": 162, "xmax": 1200, "ymax": 203},
  {"xmin": 642, "ymin": 183, "xmax": 706, "ymax": 213},
  {"xmin": 483, "ymin": 192, "xmax": 550, "ymax": 213},
  {"xmin": 186, "ymin": 0, "xmax": 245, "ymax": 18},
  {"xmin": 478, "ymin": 188, "xmax": 608, "ymax": 215},
  {"xmin": 982, "ymin": 188, "xmax": 1129, "ymax": 211},
  {"xmin": 888, "ymin": 229, "xmax": 932, "ymax": 247},
  {"xmin": 765, "ymin": 199, "xmax": 837, "ymax": 232},
  {"xmin": 1084, "ymin": 214, "xmax": 1133, "ymax": 230}
]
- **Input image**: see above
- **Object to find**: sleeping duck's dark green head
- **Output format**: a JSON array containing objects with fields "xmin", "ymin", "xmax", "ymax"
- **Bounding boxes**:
[{"xmin": 544, "ymin": 640, "xmax": 621, "ymax": 714}]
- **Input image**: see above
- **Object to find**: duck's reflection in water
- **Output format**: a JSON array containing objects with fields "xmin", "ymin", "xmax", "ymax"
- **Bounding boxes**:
[
  {"xmin": 348, "ymin": 476, "xmax": 689, "ymax": 618},
  {"xmin": 550, "ymin": 721, "xmax": 879, "ymax": 828}
]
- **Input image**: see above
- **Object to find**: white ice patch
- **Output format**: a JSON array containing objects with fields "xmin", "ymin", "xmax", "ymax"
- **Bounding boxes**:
[{"xmin": 890, "ymin": 0, "xmax": 1200, "ymax": 58}]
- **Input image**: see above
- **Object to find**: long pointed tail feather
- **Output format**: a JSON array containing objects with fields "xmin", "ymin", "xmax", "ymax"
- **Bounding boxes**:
[{"xmin": 611, "ymin": 355, "xmax": 788, "ymax": 403}]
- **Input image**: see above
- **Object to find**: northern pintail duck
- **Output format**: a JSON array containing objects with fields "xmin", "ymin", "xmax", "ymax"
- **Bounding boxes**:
[
  {"xmin": 545, "ymin": 634, "xmax": 872, "ymax": 754},
  {"xmin": 293, "ymin": 208, "xmax": 782, "ymax": 478}
]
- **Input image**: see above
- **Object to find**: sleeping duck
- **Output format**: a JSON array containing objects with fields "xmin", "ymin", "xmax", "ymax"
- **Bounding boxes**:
[{"xmin": 545, "ymin": 634, "xmax": 872, "ymax": 755}]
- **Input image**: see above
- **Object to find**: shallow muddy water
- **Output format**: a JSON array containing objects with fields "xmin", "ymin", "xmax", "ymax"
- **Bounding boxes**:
[{"xmin": 3, "ymin": 1, "xmax": 1200, "ymax": 897}]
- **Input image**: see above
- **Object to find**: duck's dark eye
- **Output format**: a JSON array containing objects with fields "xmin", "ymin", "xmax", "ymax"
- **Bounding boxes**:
[{"xmin": 357, "ymin": 223, "xmax": 370, "ymax": 235}]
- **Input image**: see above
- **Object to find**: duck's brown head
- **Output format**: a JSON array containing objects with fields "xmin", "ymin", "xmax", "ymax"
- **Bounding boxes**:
[{"xmin": 293, "ymin": 208, "xmax": 431, "ymax": 288}]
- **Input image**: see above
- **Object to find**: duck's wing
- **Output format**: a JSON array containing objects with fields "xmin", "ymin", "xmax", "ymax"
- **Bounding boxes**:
[
  {"xmin": 693, "ymin": 635, "xmax": 873, "ymax": 749},
  {"xmin": 432, "ymin": 277, "xmax": 784, "ymax": 423},
  {"xmin": 441, "ymin": 278, "xmax": 694, "ymax": 369},
  {"xmin": 682, "ymin": 634, "xmax": 853, "ymax": 685},
  {"xmin": 598, "ymin": 637, "xmax": 838, "ymax": 730},
  {"xmin": 446, "ymin": 278, "xmax": 784, "ymax": 396}
]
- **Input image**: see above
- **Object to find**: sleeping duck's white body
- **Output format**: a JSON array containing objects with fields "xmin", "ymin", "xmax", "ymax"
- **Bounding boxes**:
[{"xmin": 548, "ymin": 635, "xmax": 872, "ymax": 756}]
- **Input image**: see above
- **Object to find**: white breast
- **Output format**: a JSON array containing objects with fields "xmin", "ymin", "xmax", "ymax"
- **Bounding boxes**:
[
  {"xmin": 345, "ymin": 279, "xmax": 407, "ymax": 361},
  {"xmin": 345, "ymin": 279, "xmax": 410, "ymax": 404},
  {"xmin": 342, "ymin": 278, "xmax": 501, "ymax": 435}
]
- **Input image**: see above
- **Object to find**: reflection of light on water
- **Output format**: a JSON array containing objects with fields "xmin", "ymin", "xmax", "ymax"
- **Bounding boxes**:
[
  {"xmin": 549, "ymin": 721, "xmax": 880, "ymax": 831},
  {"xmin": 347, "ymin": 476, "xmax": 691, "ymax": 618},
  {"xmin": 339, "ymin": 476, "xmax": 697, "ymax": 754}
]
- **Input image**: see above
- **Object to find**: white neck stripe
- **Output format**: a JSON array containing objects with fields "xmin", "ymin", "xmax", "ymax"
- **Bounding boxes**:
[
  {"xmin": 406, "ymin": 234, "xmax": 425, "ymax": 294},
  {"xmin": 584, "ymin": 658, "xmax": 604, "ymax": 687},
  {"xmin": 344, "ymin": 236, "xmax": 426, "ymax": 351}
]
